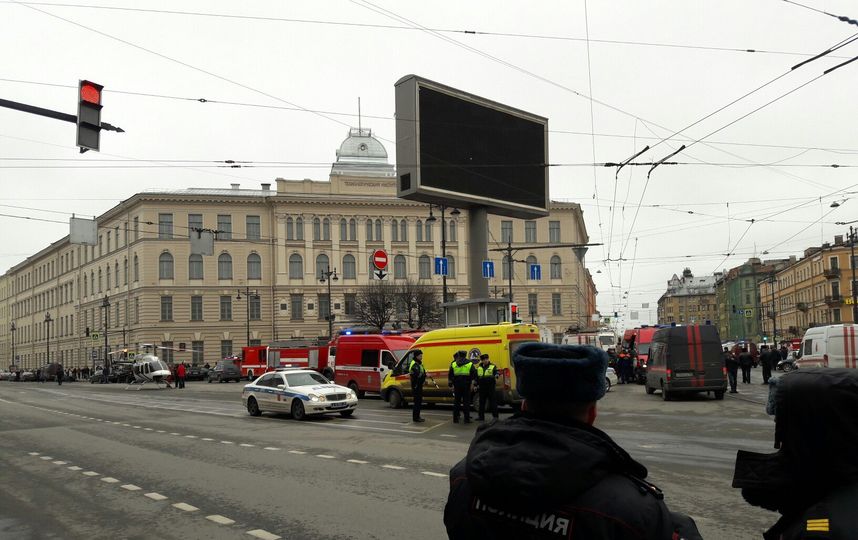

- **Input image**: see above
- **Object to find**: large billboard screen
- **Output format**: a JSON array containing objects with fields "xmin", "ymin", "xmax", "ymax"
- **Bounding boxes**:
[{"xmin": 395, "ymin": 75, "xmax": 549, "ymax": 219}]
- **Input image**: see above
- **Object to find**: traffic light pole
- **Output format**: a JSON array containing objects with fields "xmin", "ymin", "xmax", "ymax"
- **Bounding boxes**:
[
  {"xmin": 851, "ymin": 226, "xmax": 857, "ymax": 323},
  {"xmin": 0, "ymin": 98, "xmax": 124, "ymax": 131}
]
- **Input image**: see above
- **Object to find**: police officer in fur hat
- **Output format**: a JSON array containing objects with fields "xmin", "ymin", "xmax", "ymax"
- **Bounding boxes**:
[
  {"xmin": 448, "ymin": 350, "xmax": 476, "ymax": 424},
  {"xmin": 444, "ymin": 343, "xmax": 701, "ymax": 539}
]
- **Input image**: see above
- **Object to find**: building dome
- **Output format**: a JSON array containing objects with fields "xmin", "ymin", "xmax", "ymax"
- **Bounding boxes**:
[{"xmin": 330, "ymin": 127, "xmax": 395, "ymax": 178}]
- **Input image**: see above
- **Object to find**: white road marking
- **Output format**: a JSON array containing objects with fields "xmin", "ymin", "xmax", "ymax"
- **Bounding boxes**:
[
  {"xmin": 132, "ymin": 426, "xmax": 142, "ymax": 429},
  {"xmin": 206, "ymin": 514, "xmax": 236, "ymax": 525},
  {"xmin": 220, "ymin": 440, "xmax": 234, "ymax": 445},
  {"xmin": 121, "ymin": 484, "xmax": 142, "ymax": 491},
  {"xmin": 169, "ymin": 432, "xmax": 181, "ymax": 436},
  {"xmin": 421, "ymin": 471, "xmax": 447, "ymax": 478},
  {"xmin": 315, "ymin": 454, "xmax": 335, "ymax": 459},
  {"xmin": 202, "ymin": 438, "xmax": 214, "ymax": 441},
  {"xmin": 246, "ymin": 530, "xmax": 281, "ymax": 540},
  {"xmin": 382, "ymin": 464, "xmax": 406, "ymax": 470},
  {"xmin": 40, "ymin": 456, "xmax": 53, "ymax": 460},
  {"xmin": 52, "ymin": 460, "xmax": 67, "ymax": 465},
  {"xmin": 67, "ymin": 466, "xmax": 82, "ymax": 471},
  {"xmin": 172, "ymin": 502, "xmax": 199, "ymax": 512},
  {"xmin": 156, "ymin": 430, "xmax": 166, "ymax": 433},
  {"xmin": 347, "ymin": 459, "xmax": 369, "ymax": 464},
  {"xmin": 185, "ymin": 435, "xmax": 198, "ymax": 439},
  {"xmin": 144, "ymin": 492, "xmax": 168, "ymax": 501},
  {"xmin": 440, "ymin": 434, "xmax": 457, "ymax": 438},
  {"xmin": 28, "ymin": 452, "xmax": 40, "ymax": 456},
  {"xmin": 239, "ymin": 443, "xmax": 255, "ymax": 447},
  {"xmin": 143, "ymin": 427, "xmax": 153, "ymax": 431},
  {"xmin": 287, "ymin": 450, "xmax": 306, "ymax": 455},
  {"xmin": 82, "ymin": 471, "xmax": 100, "ymax": 476},
  {"xmin": 100, "ymin": 477, "xmax": 120, "ymax": 484},
  {"xmin": 121, "ymin": 424, "xmax": 131, "ymax": 427},
  {"xmin": 263, "ymin": 447, "xmax": 279, "ymax": 451}
]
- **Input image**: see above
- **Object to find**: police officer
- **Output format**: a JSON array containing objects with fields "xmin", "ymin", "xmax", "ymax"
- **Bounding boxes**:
[
  {"xmin": 448, "ymin": 350, "xmax": 475, "ymax": 424},
  {"xmin": 474, "ymin": 354, "xmax": 499, "ymax": 422},
  {"xmin": 409, "ymin": 350, "xmax": 427, "ymax": 423}
]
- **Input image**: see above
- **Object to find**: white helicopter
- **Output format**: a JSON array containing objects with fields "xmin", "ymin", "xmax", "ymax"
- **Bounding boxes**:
[{"xmin": 107, "ymin": 345, "xmax": 174, "ymax": 390}]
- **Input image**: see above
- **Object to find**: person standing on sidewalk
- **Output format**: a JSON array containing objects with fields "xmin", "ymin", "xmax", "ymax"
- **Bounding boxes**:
[
  {"xmin": 724, "ymin": 347, "xmax": 739, "ymax": 393},
  {"xmin": 738, "ymin": 347, "xmax": 753, "ymax": 384},
  {"xmin": 409, "ymin": 350, "xmax": 427, "ymax": 423},
  {"xmin": 177, "ymin": 362, "xmax": 186, "ymax": 389},
  {"xmin": 474, "ymin": 354, "xmax": 499, "ymax": 422},
  {"xmin": 449, "ymin": 351, "xmax": 475, "ymax": 424}
]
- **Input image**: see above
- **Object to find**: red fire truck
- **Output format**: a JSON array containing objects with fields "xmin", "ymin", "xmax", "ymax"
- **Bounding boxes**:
[{"xmin": 239, "ymin": 339, "xmax": 333, "ymax": 380}]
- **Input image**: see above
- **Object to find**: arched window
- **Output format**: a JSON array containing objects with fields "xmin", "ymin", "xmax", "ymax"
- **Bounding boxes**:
[
  {"xmin": 349, "ymin": 218, "xmax": 356, "ymax": 240},
  {"xmin": 114, "ymin": 262, "xmax": 119, "ymax": 288},
  {"xmin": 316, "ymin": 254, "xmax": 330, "ymax": 278},
  {"xmin": 189, "ymin": 254, "xmax": 203, "ymax": 279},
  {"xmin": 375, "ymin": 219, "xmax": 383, "ymax": 241},
  {"xmin": 425, "ymin": 220, "xmax": 433, "ymax": 241},
  {"xmin": 400, "ymin": 220, "xmax": 408, "ymax": 241},
  {"xmin": 394, "ymin": 255, "xmax": 407, "ymax": 279},
  {"xmin": 391, "ymin": 219, "xmax": 399, "ymax": 242},
  {"xmin": 322, "ymin": 218, "xmax": 330, "ymax": 240},
  {"xmin": 550, "ymin": 255, "xmax": 562, "ymax": 279},
  {"xmin": 313, "ymin": 217, "xmax": 321, "ymax": 241},
  {"xmin": 449, "ymin": 220, "xmax": 457, "ymax": 242},
  {"xmin": 123, "ymin": 257, "xmax": 128, "ymax": 285},
  {"xmin": 366, "ymin": 219, "xmax": 373, "ymax": 241},
  {"xmin": 416, "ymin": 220, "xmax": 423, "ymax": 242},
  {"xmin": 133, "ymin": 255, "xmax": 139, "ymax": 282},
  {"xmin": 502, "ymin": 255, "xmax": 511, "ymax": 280},
  {"xmin": 343, "ymin": 254, "xmax": 356, "ymax": 279},
  {"xmin": 217, "ymin": 253, "xmax": 233, "ymax": 280},
  {"xmin": 289, "ymin": 254, "xmax": 303, "ymax": 279},
  {"xmin": 158, "ymin": 253, "xmax": 174, "ymax": 280},
  {"xmin": 419, "ymin": 255, "xmax": 431, "ymax": 279},
  {"xmin": 247, "ymin": 253, "xmax": 262, "ymax": 280},
  {"xmin": 340, "ymin": 218, "xmax": 347, "ymax": 241},
  {"xmin": 286, "ymin": 217, "xmax": 294, "ymax": 240},
  {"xmin": 295, "ymin": 217, "xmax": 304, "ymax": 240},
  {"xmin": 448, "ymin": 255, "xmax": 456, "ymax": 279}
]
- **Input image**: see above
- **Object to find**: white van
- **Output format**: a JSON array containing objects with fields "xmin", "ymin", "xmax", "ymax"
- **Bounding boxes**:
[{"xmin": 797, "ymin": 324, "xmax": 858, "ymax": 369}]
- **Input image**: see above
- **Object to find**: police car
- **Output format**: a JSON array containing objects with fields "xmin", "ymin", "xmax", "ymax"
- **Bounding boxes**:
[{"xmin": 242, "ymin": 368, "xmax": 358, "ymax": 420}]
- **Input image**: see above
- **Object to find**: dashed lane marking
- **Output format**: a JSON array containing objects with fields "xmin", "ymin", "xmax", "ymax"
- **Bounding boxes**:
[
  {"xmin": 288, "ymin": 450, "xmax": 306, "ymax": 455},
  {"xmin": 144, "ymin": 492, "xmax": 168, "ymax": 501},
  {"xmin": 220, "ymin": 440, "xmax": 234, "ymax": 445},
  {"xmin": 100, "ymin": 477, "xmax": 120, "ymax": 484},
  {"xmin": 156, "ymin": 430, "xmax": 166, "ymax": 433},
  {"xmin": 121, "ymin": 484, "xmax": 141, "ymax": 491},
  {"xmin": 202, "ymin": 438, "xmax": 214, "ymax": 441},
  {"xmin": 239, "ymin": 443, "xmax": 255, "ymax": 447},
  {"xmin": 143, "ymin": 427, "xmax": 153, "ymax": 431},
  {"xmin": 172, "ymin": 502, "xmax": 199, "ymax": 512},
  {"xmin": 246, "ymin": 530, "xmax": 281, "ymax": 540},
  {"xmin": 27, "ymin": 452, "xmax": 40, "ymax": 456},
  {"xmin": 39, "ymin": 456, "xmax": 53, "ymax": 460},
  {"xmin": 82, "ymin": 471, "xmax": 99, "ymax": 476},
  {"xmin": 347, "ymin": 459, "xmax": 369, "ymax": 464},
  {"xmin": 67, "ymin": 466, "xmax": 82, "ymax": 471},
  {"xmin": 52, "ymin": 460, "xmax": 68, "ymax": 465},
  {"xmin": 206, "ymin": 515, "xmax": 236, "ymax": 525},
  {"xmin": 263, "ymin": 447, "xmax": 279, "ymax": 451},
  {"xmin": 440, "ymin": 434, "xmax": 457, "ymax": 438},
  {"xmin": 421, "ymin": 471, "xmax": 447, "ymax": 478},
  {"xmin": 315, "ymin": 454, "xmax": 335, "ymax": 459},
  {"xmin": 382, "ymin": 464, "xmax": 406, "ymax": 470},
  {"xmin": 185, "ymin": 435, "xmax": 198, "ymax": 439},
  {"xmin": 169, "ymin": 432, "xmax": 181, "ymax": 436}
]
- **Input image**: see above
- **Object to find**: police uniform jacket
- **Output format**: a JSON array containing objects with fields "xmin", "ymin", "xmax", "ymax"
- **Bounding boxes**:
[
  {"xmin": 409, "ymin": 360, "xmax": 426, "ymax": 389},
  {"xmin": 475, "ymin": 362, "xmax": 498, "ymax": 388},
  {"xmin": 444, "ymin": 412, "xmax": 701, "ymax": 539},
  {"xmin": 448, "ymin": 359, "xmax": 475, "ymax": 386}
]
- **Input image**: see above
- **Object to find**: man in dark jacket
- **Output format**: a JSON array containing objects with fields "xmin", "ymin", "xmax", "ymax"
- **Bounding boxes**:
[
  {"xmin": 738, "ymin": 347, "xmax": 753, "ymax": 384},
  {"xmin": 444, "ymin": 343, "xmax": 702, "ymax": 539},
  {"xmin": 448, "ymin": 351, "xmax": 475, "ymax": 424},
  {"xmin": 760, "ymin": 345, "xmax": 776, "ymax": 384},
  {"xmin": 409, "ymin": 350, "xmax": 426, "ymax": 423},
  {"xmin": 473, "ymin": 354, "xmax": 499, "ymax": 422},
  {"xmin": 733, "ymin": 369, "xmax": 858, "ymax": 539},
  {"xmin": 724, "ymin": 347, "xmax": 739, "ymax": 393}
]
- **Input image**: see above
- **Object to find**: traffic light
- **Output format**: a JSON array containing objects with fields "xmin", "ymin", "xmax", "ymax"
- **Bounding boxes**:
[
  {"xmin": 85, "ymin": 326, "xmax": 90, "ymax": 337},
  {"xmin": 76, "ymin": 80, "xmax": 103, "ymax": 153},
  {"xmin": 510, "ymin": 303, "xmax": 520, "ymax": 323}
]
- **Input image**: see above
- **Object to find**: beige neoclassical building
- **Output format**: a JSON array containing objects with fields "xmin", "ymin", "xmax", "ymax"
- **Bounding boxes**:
[{"xmin": 0, "ymin": 128, "xmax": 594, "ymax": 369}]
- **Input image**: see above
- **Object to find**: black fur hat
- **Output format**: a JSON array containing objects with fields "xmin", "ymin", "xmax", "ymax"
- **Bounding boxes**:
[{"xmin": 514, "ymin": 343, "xmax": 608, "ymax": 403}]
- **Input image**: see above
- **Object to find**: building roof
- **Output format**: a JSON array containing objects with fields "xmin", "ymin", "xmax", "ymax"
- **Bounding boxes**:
[{"xmin": 330, "ymin": 127, "xmax": 395, "ymax": 178}]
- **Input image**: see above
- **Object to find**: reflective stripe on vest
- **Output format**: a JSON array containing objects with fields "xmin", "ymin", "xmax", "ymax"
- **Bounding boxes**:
[
  {"xmin": 451, "ymin": 361, "xmax": 472, "ymax": 376},
  {"xmin": 476, "ymin": 364, "xmax": 496, "ymax": 379},
  {"xmin": 409, "ymin": 360, "xmax": 425, "ymax": 377}
]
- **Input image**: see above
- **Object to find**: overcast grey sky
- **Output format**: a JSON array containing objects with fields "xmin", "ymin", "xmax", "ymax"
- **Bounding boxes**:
[{"xmin": 2, "ymin": 0, "xmax": 857, "ymax": 328}]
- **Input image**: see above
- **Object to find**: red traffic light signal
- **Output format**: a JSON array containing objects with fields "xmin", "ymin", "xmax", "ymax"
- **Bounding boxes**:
[
  {"xmin": 77, "ymin": 79, "xmax": 103, "ymax": 153},
  {"xmin": 79, "ymin": 81, "xmax": 102, "ymax": 105}
]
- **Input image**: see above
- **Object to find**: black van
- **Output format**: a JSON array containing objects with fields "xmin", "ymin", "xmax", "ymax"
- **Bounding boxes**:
[{"xmin": 645, "ymin": 325, "xmax": 727, "ymax": 401}]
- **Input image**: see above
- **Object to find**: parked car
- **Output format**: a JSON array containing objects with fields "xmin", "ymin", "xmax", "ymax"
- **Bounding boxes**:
[
  {"xmin": 242, "ymin": 368, "xmax": 358, "ymax": 420},
  {"xmin": 777, "ymin": 350, "xmax": 799, "ymax": 372},
  {"xmin": 605, "ymin": 367, "xmax": 618, "ymax": 391},
  {"xmin": 0, "ymin": 371, "xmax": 12, "ymax": 381},
  {"xmin": 208, "ymin": 359, "xmax": 242, "ymax": 383},
  {"xmin": 20, "ymin": 371, "xmax": 35, "ymax": 382},
  {"xmin": 186, "ymin": 365, "xmax": 209, "ymax": 381}
]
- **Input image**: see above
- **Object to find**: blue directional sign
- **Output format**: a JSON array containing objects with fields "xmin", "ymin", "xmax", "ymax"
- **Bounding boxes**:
[
  {"xmin": 482, "ymin": 260, "xmax": 495, "ymax": 279},
  {"xmin": 529, "ymin": 263, "xmax": 542, "ymax": 281},
  {"xmin": 434, "ymin": 256, "xmax": 448, "ymax": 277}
]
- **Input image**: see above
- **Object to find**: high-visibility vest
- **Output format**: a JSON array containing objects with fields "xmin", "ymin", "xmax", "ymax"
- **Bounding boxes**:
[
  {"xmin": 450, "ymin": 361, "xmax": 472, "ymax": 377},
  {"xmin": 476, "ymin": 364, "xmax": 497, "ymax": 379},
  {"xmin": 409, "ymin": 360, "xmax": 425, "ymax": 377}
]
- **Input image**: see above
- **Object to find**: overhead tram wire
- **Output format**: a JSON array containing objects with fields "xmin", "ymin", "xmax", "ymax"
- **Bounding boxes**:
[{"xmin": 782, "ymin": 0, "xmax": 858, "ymax": 27}]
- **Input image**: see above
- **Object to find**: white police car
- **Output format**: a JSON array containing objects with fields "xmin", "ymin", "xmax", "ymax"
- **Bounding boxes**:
[{"xmin": 242, "ymin": 368, "xmax": 358, "ymax": 420}]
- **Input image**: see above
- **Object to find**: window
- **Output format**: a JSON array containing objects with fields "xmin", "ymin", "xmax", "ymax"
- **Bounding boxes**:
[
  {"xmin": 290, "ymin": 294, "xmax": 303, "ymax": 320},
  {"xmin": 400, "ymin": 220, "xmax": 408, "ymax": 241},
  {"xmin": 830, "ymin": 256, "xmax": 839, "ymax": 270},
  {"xmin": 217, "ymin": 214, "xmax": 232, "ymax": 240},
  {"xmin": 344, "ymin": 293, "xmax": 356, "ymax": 315},
  {"xmin": 84, "ymin": 274, "xmax": 88, "ymax": 297},
  {"xmin": 343, "ymin": 254, "xmax": 356, "ymax": 279},
  {"xmin": 133, "ymin": 217, "xmax": 139, "ymax": 241},
  {"xmin": 220, "ymin": 340, "xmax": 233, "ymax": 359},
  {"xmin": 502, "ymin": 255, "xmax": 511, "ymax": 280},
  {"xmin": 501, "ymin": 221, "xmax": 513, "ymax": 243},
  {"xmin": 123, "ymin": 258, "xmax": 128, "ymax": 285},
  {"xmin": 449, "ymin": 220, "xmax": 456, "ymax": 242},
  {"xmin": 107, "ymin": 231, "xmax": 112, "ymax": 252},
  {"xmin": 114, "ymin": 262, "xmax": 119, "ymax": 289},
  {"xmin": 219, "ymin": 296, "xmax": 232, "ymax": 320},
  {"xmin": 246, "ymin": 215, "xmax": 261, "ymax": 240},
  {"xmin": 289, "ymin": 254, "xmax": 303, "ymax": 279},
  {"xmin": 526, "ymin": 256, "xmax": 538, "ymax": 279},
  {"xmin": 852, "ymin": 255, "xmax": 858, "ymax": 269},
  {"xmin": 416, "ymin": 220, "xmax": 423, "ymax": 242},
  {"xmin": 159, "ymin": 252, "xmax": 174, "ymax": 279},
  {"xmin": 192, "ymin": 341, "xmax": 204, "ymax": 365},
  {"xmin": 247, "ymin": 253, "xmax": 262, "ymax": 280},
  {"xmin": 133, "ymin": 254, "xmax": 139, "ymax": 282},
  {"xmin": 135, "ymin": 298, "xmax": 139, "ymax": 323},
  {"xmin": 191, "ymin": 295, "xmax": 203, "ymax": 321},
  {"xmin": 295, "ymin": 217, "xmax": 304, "ymax": 240},
  {"xmin": 286, "ymin": 217, "xmax": 294, "ymax": 240},
  {"xmin": 391, "ymin": 219, "xmax": 399, "ymax": 242},
  {"xmin": 361, "ymin": 349, "xmax": 380, "ymax": 368},
  {"xmin": 375, "ymin": 219, "xmax": 383, "ymax": 241},
  {"xmin": 249, "ymin": 294, "xmax": 261, "ymax": 320},
  {"xmin": 548, "ymin": 221, "xmax": 560, "ymax": 244},
  {"xmin": 349, "ymin": 218, "xmax": 356, "ymax": 241},
  {"xmin": 161, "ymin": 342, "xmax": 174, "ymax": 364},
  {"xmin": 188, "ymin": 214, "xmax": 203, "ymax": 238},
  {"xmin": 218, "ymin": 253, "xmax": 233, "ymax": 279},
  {"xmin": 189, "ymin": 254, "xmax": 203, "ymax": 279},
  {"xmin": 106, "ymin": 264, "xmax": 111, "ymax": 289},
  {"xmin": 447, "ymin": 255, "xmax": 456, "ymax": 279},
  {"xmin": 340, "ymin": 219, "xmax": 348, "ymax": 241},
  {"xmin": 366, "ymin": 219, "xmax": 373, "ymax": 241},
  {"xmin": 550, "ymin": 256, "xmax": 562, "ymax": 279},
  {"xmin": 419, "ymin": 255, "xmax": 431, "ymax": 279},
  {"xmin": 160, "ymin": 296, "xmax": 173, "ymax": 321},
  {"xmin": 424, "ymin": 220, "xmax": 432, "ymax": 242},
  {"xmin": 323, "ymin": 218, "xmax": 330, "ymax": 241},
  {"xmin": 313, "ymin": 217, "xmax": 321, "ymax": 241},
  {"xmin": 394, "ymin": 255, "xmax": 406, "ymax": 279},
  {"xmin": 552, "ymin": 293, "xmax": 562, "ymax": 316},
  {"xmin": 528, "ymin": 293, "xmax": 538, "ymax": 316},
  {"xmin": 316, "ymin": 254, "xmax": 330, "ymax": 278},
  {"xmin": 318, "ymin": 294, "xmax": 330, "ymax": 321},
  {"xmin": 525, "ymin": 221, "xmax": 536, "ymax": 243},
  {"xmin": 158, "ymin": 213, "xmax": 173, "ymax": 239}
]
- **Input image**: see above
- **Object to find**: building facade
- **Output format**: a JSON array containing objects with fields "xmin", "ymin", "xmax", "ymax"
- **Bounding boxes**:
[
  {"xmin": 715, "ymin": 257, "xmax": 795, "ymax": 341},
  {"xmin": 0, "ymin": 128, "xmax": 594, "ymax": 369},
  {"xmin": 760, "ymin": 235, "xmax": 858, "ymax": 341},
  {"xmin": 657, "ymin": 268, "xmax": 719, "ymax": 327}
]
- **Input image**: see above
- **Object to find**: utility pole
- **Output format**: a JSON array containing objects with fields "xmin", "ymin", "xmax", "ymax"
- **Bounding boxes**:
[
  {"xmin": 101, "ymin": 296, "xmax": 110, "ymax": 369},
  {"xmin": 9, "ymin": 322, "xmax": 16, "ymax": 368},
  {"xmin": 851, "ymin": 226, "xmax": 857, "ymax": 323},
  {"xmin": 236, "ymin": 287, "xmax": 260, "ymax": 349},
  {"xmin": 770, "ymin": 273, "xmax": 777, "ymax": 347},
  {"xmin": 319, "ymin": 269, "xmax": 338, "ymax": 338},
  {"xmin": 44, "ymin": 313, "xmax": 52, "ymax": 364},
  {"xmin": 427, "ymin": 205, "xmax": 460, "ymax": 303}
]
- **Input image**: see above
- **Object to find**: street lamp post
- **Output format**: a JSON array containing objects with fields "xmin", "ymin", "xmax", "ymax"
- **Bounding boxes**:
[
  {"xmin": 44, "ymin": 312, "xmax": 53, "ymax": 365},
  {"xmin": 101, "ymin": 296, "xmax": 110, "ymax": 369},
  {"xmin": 9, "ymin": 322, "xmax": 16, "ymax": 368},
  {"xmin": 851, "ymin": 226, "xmax": 857, "ymax": 323},
  {"xmin": 319, "ymin": 268, "xmax": 339, "ymax": 338},
  {"xmin": 236, "ymin": 287, "xmax": 260, "ymax": 349},
  {"xmin": 426, "ymin": 205, "xmax": 460, "ymax": 304}
]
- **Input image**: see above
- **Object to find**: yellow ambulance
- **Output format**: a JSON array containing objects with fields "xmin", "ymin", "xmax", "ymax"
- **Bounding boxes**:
[{"xmin": 380, "ymin": 323, "xmax": 540, "ymax": 409}]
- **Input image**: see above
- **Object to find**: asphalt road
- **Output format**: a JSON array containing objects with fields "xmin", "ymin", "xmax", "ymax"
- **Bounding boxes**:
[{"xmin": 0, "ymin": 368, "xmax": 782, "ymax": 539}]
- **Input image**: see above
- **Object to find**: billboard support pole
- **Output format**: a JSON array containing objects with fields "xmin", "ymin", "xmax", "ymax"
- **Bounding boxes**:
[{"xmin": 468, "ymin": 206, "xmax": 489, "ymax": 299}]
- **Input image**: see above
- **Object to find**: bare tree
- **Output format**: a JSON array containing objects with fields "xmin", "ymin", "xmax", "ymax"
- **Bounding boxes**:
[
  {"xmin": 354, "ymin": 280, "xmax": 398, "ymax": 330},
  {"xmin": 414, "ymin": 283, "xmax": 443, "ymax": 328}
]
